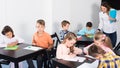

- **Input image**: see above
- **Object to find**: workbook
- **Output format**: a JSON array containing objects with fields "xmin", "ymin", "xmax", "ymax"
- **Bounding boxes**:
[{"xmin": 4, "ymin": 45, "xmax": 18, "ymax": 50}]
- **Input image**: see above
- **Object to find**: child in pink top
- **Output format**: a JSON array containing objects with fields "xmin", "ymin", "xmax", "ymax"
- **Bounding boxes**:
[
  {"xmin": 84, "ymin": 32, "xmax": 115, "ymax": 55},
  {"xmin": 56, "ymin": 32, "xmax": 82, "ymax": 59}
]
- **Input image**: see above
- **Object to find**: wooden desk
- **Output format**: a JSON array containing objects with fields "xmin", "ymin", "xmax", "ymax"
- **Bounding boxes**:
[
  {"xmin": 52, "ymin": 55, "xmax": 96, "ymax": 68},
  {"xmin": 0, "ymin": 43, "xmax": 45, "ymax": 68},
  {"xmin": 52, "ymin": 58, "xmax": 83, "ymax": 68},
  {"xmin": 76, "ymin": 35, "xmax": 93, "ymax": 47}
]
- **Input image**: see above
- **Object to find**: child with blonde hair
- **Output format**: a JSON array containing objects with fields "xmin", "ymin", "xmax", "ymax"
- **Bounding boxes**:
[
  {"xmin": 84, "ymin": 32, "xmax": 115, "ymax": 55},
  {"xmin": 56, "ymin": 32, "xmax": 82, "ymax": 59}
]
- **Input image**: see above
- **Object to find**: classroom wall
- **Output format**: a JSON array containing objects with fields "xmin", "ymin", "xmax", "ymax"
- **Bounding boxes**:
[
  {"xmin": 0, "ymin": 0, "xmax": 52, "ymax": 43},
  {"xmin": 52, "ymin": 0, "xmax": 101, "ymax": 33},
  {"xmin": 0, "ymin": 0, "xmax": 119, "ymax": 44}
]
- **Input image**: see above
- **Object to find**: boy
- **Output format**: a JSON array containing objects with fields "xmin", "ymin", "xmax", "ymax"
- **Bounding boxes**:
[
  {"xmin": 59, "ymin": 20, "xmax": 70, "ymax": 41},
  {"xmin": 88, "ymin": 45, "xmax": 120, "ymax": 68},
  {"xmin": 28, "ymin": 19, "xmax": 53, "ymax": 68},
  {"xmin": 77, "ymin": 22, "xmax": 95, "ymax": 37}
]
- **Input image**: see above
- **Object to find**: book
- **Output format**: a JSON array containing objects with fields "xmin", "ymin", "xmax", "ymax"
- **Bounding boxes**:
[
  {"xmin": 4, "ymin": 45, "xmax": 18, "ymax": 50},
  {"xmin": 109, "ymin": 9, "xmax": 117, "ymax": 23}
]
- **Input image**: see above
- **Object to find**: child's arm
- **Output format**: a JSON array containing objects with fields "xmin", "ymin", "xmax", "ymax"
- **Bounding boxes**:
[{"xmin": 73, "ymin": 47, "xmax": 82, "ymax": 54}]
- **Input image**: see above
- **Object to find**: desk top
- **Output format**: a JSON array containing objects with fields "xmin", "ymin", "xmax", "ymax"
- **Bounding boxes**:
[
  {"xmin": 0, "ymin": 43, "xmax": 44, "ymax": 62},
  {"xmin": 52, "ymin": 55, "xmax": 97, "ymax": 68},
  {"xmin": 77, "ymin": 35, "xmax": 93, "ymax": 42}
]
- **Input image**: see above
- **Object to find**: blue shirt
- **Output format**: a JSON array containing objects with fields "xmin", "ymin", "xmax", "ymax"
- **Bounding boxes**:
[
  {"xmin": 59, "ymin": 30, "xmax": 69, "ymax": 40},
  {"xmin": 77, "ymin": 27, "xmax": 95, "ymax": 36}
]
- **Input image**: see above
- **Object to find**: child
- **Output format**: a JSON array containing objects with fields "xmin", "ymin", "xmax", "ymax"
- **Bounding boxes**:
[
  {"xmin": 77, "ymin": 22, "xmax": 95, "ymax": 37},
  {"xmin": 56, "ymin": 32, "xmax": 82, "ymax": 59},
  {"xmin": 88, "ymin": 45, "xmax": 120, "ymax": 68},
  {"xmin": 0, "ymin": 25, "xmax": 24, "ymax": 68},
  {"xmin": 59, "ymin": 20, "xmax": 70, "ymax": 41},
  {"xmin": 32, "ymin": 19, "xmax": 53, "ymax": 68},
  {"xmin": 84, "ymin": 32, "xmax": 115, "ymax": 55},
  {"xmin": 32, "ymin": 19, "xmax": 53, "ymax": 49}
]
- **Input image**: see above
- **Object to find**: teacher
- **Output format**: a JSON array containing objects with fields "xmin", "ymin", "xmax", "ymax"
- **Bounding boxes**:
[{"xmin": 98, "ymin": 2, "xmax": 117, "ymax": 48}]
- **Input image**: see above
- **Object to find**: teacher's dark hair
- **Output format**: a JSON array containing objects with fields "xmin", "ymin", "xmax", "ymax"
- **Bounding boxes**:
[{"xmin": 101, "ymin": 2, "xmax": 111, "ymax": 12}]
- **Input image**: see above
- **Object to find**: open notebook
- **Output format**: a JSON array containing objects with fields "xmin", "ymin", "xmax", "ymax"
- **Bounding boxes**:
[{"xmin": 24, "ymin": 46, "xmax": 43, "ymax": 51}]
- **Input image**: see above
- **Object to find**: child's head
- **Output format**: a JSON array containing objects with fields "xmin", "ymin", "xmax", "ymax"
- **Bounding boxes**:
[
  {"xmin": 61, "ymin": 20, "xmax": 70, "ymax": 31},
  {"xmin": 86, "ymin": 22, "xmax": 93, "ymax": 30},
  {"xmin": 36, "ymin": 19, "xmax": 45, "ymax": 32},
  {"xmin": 1, "ymin": 25, "xmax": 14, "ymax": 38},
  {"xmin": 94, "ymin": 32, "xmax": 113, "ymax": 49},
  {"xmin": 62, "ymin": 32, "xmax": 77, "ymax": 47},
  {"xmin": 88, "ymin": 44, "xmax": 106, "ymax": 59}
]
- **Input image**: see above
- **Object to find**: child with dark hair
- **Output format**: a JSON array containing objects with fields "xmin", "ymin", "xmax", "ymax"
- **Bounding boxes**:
[
  {"xmin": 0, "ymin": 25, "xmax": 24, "ymax": 68},
  {"xmin": 88, "ymin": 45, "xmax": 120, "ymax": 68},
  {"xmin": 77, "ymin": 22, "xmax": 95, "ymax": 37}
]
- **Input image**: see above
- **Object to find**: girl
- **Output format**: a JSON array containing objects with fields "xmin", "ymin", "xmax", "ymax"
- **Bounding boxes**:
[
  {"xmin": 84, "ymin": 32, "xmax": 115, "ymax": 55},
  {"xmin": 56, "ymin": 32, "xmax": 82, "ymax": 59},
  {"xmin": 0, "ymin": 25, "xmax": 24, "ymax": 68}
]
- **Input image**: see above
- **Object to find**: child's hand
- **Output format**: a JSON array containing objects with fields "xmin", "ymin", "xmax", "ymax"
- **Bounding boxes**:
[{"xmin": 7, "ymin": 40, "xmax": 18, "ymax": 47}]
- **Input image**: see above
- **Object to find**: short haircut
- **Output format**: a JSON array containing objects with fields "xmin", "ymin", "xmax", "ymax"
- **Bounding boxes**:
[
  {"xmin": 37, "ymin": 19, "xmax": 45, "ymax": 26},
  {"xmin": 88, "ymin": 44, "xmax": 105, "ymax": 57},
  {"xmin": 1, "ymin": 25, "xmax": 14, "ymax": 37},
  {"xmin": 86, "ymin": 22, "xmax": 92, "ymax": 27},
  {"xmin": 61, "ymin": 20, "xmax": 70, "ymax": 27}
]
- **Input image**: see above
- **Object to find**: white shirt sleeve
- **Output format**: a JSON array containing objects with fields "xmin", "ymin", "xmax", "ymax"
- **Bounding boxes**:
[
  {"xmin": 0, "ymin": 36, "xmax": 7, "ymax": 47},
  {"xmin": 15, "ymin": 36, "xmax": 24, "ymax": 43},
  {"xmin": 98, "ymin": 12, "xmax": 103, "ymax": 31}
]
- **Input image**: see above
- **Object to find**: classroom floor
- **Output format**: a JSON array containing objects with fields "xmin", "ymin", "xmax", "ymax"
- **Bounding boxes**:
[{"xmin": 1, "ymin": 60, "xmax": 37, "ymax": 68}]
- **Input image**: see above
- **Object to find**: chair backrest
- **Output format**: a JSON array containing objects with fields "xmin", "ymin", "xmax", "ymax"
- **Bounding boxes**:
[
  {"xmin": 51, "ymin": 32, "xmax": 61, "ymax": 49},
  {"xmin": 114, "ymin": 42, "xmax": 120, "ymax": 55}
]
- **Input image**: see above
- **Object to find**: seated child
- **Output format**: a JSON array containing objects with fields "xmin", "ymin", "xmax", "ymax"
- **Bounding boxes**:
[
  {"xmin": 0, "ymin": 25, "xmax": 24, "ymax": 68},
  {"xmin": 83, "ymin": 32, "xmax": 115, "ymax": 55},
  {"xmin": 77, "ymin": 22, "xmax": 95, "ymax": 37},
  {"xmin": 59, "ymin": 20, "xmax": 70, "ymax": 41},
  {"xmin": 88, "ymin": 45, "xmax": 120, "ymax": 68},
  {"xmin": 56, "ymin": 32, "xmax": 82, "ymax": 59}
]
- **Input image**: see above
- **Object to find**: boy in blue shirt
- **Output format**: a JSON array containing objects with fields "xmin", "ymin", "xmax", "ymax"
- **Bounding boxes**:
[{"xmin": 77, "ymin": 22, "xmax": 95, "ymax": 37}]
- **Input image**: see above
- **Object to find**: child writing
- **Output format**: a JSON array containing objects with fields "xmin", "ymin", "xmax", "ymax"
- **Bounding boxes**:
[
  {"xmin": 77, "ymin": 22, "xmax": 95, "ymax": 37},
  {"xmin": 59, "ymin": 20, "xmax": 70, "ymax": 41},
  {"xmin": 0, "ymin": 25, "xmax": 24, "ymax": 68},
  {"xmin": 32, "ymin": 19, "xmax": 53, "ymax": 68},
  {"xmin": 88, "ymin": 45, "xmax": 120, "ymax": 68},
  {"xmin": 84, "ymin": 32, "xmax": 115, "ymax": 55},
  {"xmin": 56, "ymin": 32, "xmax": 82, "ymax": 59}
]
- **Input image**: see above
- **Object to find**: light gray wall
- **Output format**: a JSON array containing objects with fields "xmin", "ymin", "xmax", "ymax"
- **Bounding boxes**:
[
  {"xmin": 0, "ymin": 0, "xmax": 119, "ymax": 44},
  {"xmin": 0, "ymin": 0, "xmax": 52, "ymax": 43},
  {"xmin": 52, "ymin": 0, "xmax": 101, "ymax": 33}
]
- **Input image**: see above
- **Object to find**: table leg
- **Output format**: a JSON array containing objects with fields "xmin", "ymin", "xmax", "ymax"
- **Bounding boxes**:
[{"xmin": 14, "ymin": 62, "xmax": 19, "ymax": 68}]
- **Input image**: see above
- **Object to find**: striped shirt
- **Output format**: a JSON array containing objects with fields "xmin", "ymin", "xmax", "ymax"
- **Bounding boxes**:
[{"xmin": 98, "ymin": 52, "xmax": 120, "ymax": 68}]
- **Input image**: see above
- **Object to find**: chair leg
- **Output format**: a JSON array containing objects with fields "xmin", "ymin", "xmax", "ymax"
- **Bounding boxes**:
[{"xmin": 0, "ymin": 64, "xmax": 2, "ymax": 68}]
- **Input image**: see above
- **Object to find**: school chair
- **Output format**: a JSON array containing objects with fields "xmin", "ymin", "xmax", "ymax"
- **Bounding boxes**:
[
  {"xmin": 46, "ymin": 32, "xmax": 61, "ymax": 68},
  {"xmin": 113, "ymin": 42, "xmax": 120, "ymax": 56}
]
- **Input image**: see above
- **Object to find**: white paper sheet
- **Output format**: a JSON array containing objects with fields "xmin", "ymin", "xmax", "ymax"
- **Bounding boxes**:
[
  {"xmin": 77, "ymin": 60, "xmax": 99, "ymax": 68},
  {"xmin": 24, "ymin": 46, "xmax": 43, "ymax": 51},
  {"xmin": 64, "ymin": 56, "xmax": 86, "ymax": 62}
]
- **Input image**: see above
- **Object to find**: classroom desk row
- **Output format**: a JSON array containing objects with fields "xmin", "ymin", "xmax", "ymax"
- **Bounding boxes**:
[{"xmin": 0, "ymin": 43, "xmax": 45, "ymax": 68}]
